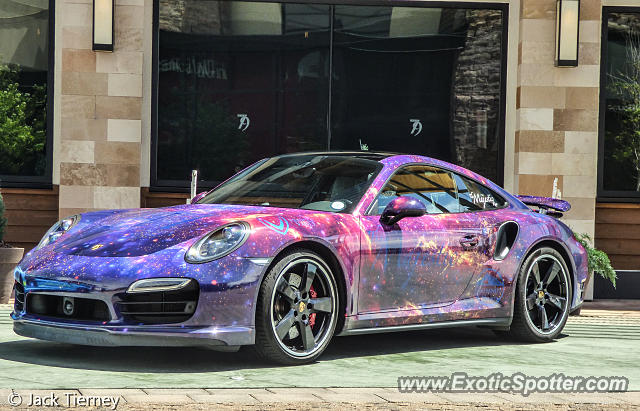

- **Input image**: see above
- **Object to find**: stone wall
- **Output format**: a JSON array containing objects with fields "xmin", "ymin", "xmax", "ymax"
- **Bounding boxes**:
[
  {"xmin": 57, "ymin": 0, "xmax": 144, "ymax": 218},
  {"xmin": 515, "ymin": 0, "xmax": 601, "ymax": 237}
]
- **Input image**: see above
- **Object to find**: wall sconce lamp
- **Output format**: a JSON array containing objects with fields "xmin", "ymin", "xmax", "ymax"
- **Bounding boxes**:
[
  {"xmin": 555, "ymin": 0, "xmax": 580, "ymax": 67},
  {"xmin": 93, "ymin": 0, "xmax": 114, "ymax": 52}
]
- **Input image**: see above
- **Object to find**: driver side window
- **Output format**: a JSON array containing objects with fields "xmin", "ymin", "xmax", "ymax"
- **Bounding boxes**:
[{"xmin": 372, "ymin": 165, "xmax": 459, "ymax": 215}]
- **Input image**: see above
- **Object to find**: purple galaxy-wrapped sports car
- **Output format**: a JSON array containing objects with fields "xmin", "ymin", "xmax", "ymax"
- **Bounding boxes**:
[{"xmin": 12, "ymin": 152, "xmax": 588, "ymax": 364}]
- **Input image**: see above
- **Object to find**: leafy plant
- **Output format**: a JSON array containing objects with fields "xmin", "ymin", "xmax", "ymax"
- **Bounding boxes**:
[
  {"xmin": 0, "ymin": 192, "xmax": 6, "ymax": 244},
  {"xmin": 574, "ymin": 233, "xmax": 617, "ymax": 288},
  {"xmin": 0, "ymin": 63, "xmax": 47, "ymax": 176}
]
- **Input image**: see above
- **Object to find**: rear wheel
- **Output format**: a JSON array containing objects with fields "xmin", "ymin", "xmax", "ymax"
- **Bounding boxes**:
[
  {"xmin": 506, "ymin": 247, "xmax": 572, "ymax": 342},
  {"xmin": 254, "ymin": 249, "xmax": 338, "ymax": 365}
]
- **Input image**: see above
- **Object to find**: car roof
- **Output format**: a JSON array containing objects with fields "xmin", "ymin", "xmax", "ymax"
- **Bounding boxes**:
[
  {"xmin": 275, "ymin": 151, "xmax": 402, "ymax": 161},
  {"xmin": 263, "ymin": 151, "xmax": 523, "ymax": 209}
]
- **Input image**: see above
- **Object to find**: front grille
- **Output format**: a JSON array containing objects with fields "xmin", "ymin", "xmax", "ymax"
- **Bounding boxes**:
[
  {"xmin": 115, "ymin": 280, "xmax": 199, "ymax": 325},
  {"xmin": 26, "ymin": 294, "xmax": 110, "ymax": 322},
  {"xmin": 13, "ymin": 282, "xmax": 25, "ymax": 313}
]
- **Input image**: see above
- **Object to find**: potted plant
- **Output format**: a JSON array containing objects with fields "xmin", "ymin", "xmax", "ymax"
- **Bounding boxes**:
[
  {"xmin": 573, "ymin": 233, "xmax": 617, "ymax": 304},
  {"xmin": 0, "ymin": 192, "xmax": 24, "ymax": 304}
]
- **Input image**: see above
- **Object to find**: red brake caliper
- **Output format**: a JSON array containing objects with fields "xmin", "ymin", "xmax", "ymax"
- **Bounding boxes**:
[{"xmin": 309, "ymin": 285, "xmax": 317, "ymax": 328}]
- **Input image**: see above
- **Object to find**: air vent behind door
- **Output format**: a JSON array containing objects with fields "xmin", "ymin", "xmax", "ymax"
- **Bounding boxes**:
[{"xmin": 494, "ymin": 221, "xmax": 518, "ymax": 261}]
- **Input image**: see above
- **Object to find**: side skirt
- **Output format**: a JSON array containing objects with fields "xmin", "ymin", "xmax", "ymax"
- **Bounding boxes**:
[{"xmin": 337, "ymin": 317, "xmax": 512, "ymax": 336}]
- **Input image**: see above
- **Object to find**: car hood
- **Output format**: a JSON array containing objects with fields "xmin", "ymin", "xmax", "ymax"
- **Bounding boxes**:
[{"xmin": 49, "ymin": 204, "xmax": 283, "ymax": 257}]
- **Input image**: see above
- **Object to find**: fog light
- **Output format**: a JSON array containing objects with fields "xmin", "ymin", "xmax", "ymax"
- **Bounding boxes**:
[
  {"xmin": 184, "ymin": 301, "xmax": 196, "ymax": 314},
  {"xmin": 62, "ymin": 297, "xmax": 75, "ymax": 316}
]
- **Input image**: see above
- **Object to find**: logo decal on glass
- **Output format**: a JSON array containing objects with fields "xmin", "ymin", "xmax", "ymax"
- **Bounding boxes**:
[
  {"xmin": 237, "ymin": 114, "xmax": 250, "ymax": 132},
  {"xmin": 257, "ymin": 216, "xmax": 289, "ymax": 235},
  {"xmin": 410, "ymin": 119, "xmax": 423, "ymax": 136}
]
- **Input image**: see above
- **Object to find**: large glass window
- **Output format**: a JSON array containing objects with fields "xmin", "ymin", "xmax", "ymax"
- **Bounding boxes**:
[
  {"xmin": 157, "ymin": 1, "xmax": 330, "ymax": 186},
  {"xmin": 155, "ymin": 1, "xmax": 505, "ymax": 189},
  {"xmin": 331, "ymin": 6, "xmax": 504, "ymax": 183},
  {"xmin": 600, "ymin": 9, "xmax": 640, "ymax": 199},
  {"xmin": 0, "ymin": 0, "xmax": 51, "ymax": 184}
]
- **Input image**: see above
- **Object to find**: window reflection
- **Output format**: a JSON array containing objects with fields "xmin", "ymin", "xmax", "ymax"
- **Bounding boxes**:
[
  {"xmin": 158, "ymin": 1, "xmax": 330, "ymax": 185},
  {"xmin": 331, "ymin": 6, "xmax": 503, "ymax": 182},
  {"xmin": 0, "ymin": 0, "xmax": 49, "ymax": 178},
  {"xmin": 157, "ymin": 2, "xmax": 504, "ymax": 187},
  {"xmin": 602, "ymin": 12, "xmax": 640, "ymax": 195}
]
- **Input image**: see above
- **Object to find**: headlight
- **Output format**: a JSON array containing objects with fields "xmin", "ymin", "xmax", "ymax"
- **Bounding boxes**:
[
  {"xmin": 37, "ymin": 215, "xmax": 81, "ymax": 249},
  {"xmin": 185, "ymin": 222, "xmax": 249, "ymax": 263}
]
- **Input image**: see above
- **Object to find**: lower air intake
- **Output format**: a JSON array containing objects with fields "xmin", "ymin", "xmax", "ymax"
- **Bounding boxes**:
[
  {"xmin": 115, "ymin": 279, "xmax": 199, "ymax": 325},
  {"xmin": 26, "ymin": 294, "xmax": 111, "ymax": 322}
]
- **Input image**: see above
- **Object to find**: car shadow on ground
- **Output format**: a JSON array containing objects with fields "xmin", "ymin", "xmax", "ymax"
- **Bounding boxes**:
[{"xmin": 0, "ymin": 326, "xmax": 544, "ymax": 373}]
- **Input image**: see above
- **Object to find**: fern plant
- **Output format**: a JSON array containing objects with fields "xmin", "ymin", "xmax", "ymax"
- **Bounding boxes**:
[{"xmin": 574, "ymin": 233, "xmax": 617, "ymax": 288}]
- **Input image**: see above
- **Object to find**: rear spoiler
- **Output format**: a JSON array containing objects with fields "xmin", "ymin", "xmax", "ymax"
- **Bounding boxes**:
[{"xmin": 515, "ymin": 195, "xmax": 570, "ymax": 218}]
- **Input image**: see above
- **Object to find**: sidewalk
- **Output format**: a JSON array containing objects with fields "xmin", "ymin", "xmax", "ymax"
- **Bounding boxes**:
[
  {"xmin": 1, "ymin": 388, "xmax": 638, "ymax": 409},
  {"xmin": 1, "ymin": 302, "xmax": 638, "ymax": 410}
]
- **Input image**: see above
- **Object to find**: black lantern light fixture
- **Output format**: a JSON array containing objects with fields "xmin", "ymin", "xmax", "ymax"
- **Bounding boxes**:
[
  {"xmin": 555, "ymin": 0, "xmax": 580, "ymax": 67},
  {"xmin": 93, "ymin": 0, "xmax": 114, "ymax": 52}
]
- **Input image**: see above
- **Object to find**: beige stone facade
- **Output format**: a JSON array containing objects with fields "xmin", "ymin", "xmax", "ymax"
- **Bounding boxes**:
[
  {"xmin": 56, "ymin": 0, "xmax": 145, "ymax": 218},
  {"xmin": 515, "ymin": 0, "xmax": 601, "ymax": 238}
]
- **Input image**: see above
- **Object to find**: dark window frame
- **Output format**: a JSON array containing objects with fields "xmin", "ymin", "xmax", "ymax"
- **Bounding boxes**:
[
  {"xmin": 598, "ymin": 6, "xmax": 640, "ymax": 202},
  {"xmin": 0, "ymin": 0, "xmax": 55, "ymax": 188},
  {"xmin": 151, "ymin": 0, "xmax": 509, "ymax": 192}
]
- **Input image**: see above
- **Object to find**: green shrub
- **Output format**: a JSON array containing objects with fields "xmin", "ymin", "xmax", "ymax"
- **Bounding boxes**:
[
  {"xmin": 574, "ymin": 232, "xmax": 617, "ymax": 288},
  {"xmin": 0, "ymin": 63, "xmax": 47, "ymax": 176}
]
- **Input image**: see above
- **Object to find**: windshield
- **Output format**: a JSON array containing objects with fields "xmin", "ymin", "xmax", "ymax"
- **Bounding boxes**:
[{"xmin": 197, "ymin": 155, "xmax": 383, "ymax": 213}]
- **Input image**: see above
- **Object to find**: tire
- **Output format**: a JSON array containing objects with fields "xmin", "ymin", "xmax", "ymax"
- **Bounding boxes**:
[
  {"xmin": 506, "ymin": 247, "xmax": 572, "ymax": 342},
  {"xmin": 254, "ymin": 249, "xmax": 339, "ymax": 365}
]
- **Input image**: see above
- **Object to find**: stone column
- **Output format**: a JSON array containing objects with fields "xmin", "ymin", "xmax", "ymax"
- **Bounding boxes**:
[
  {"xmin": 57, "ymin": 0, "xmax": 144, "ymax": 218},
  {"xmin": 515, "ymin": 0, "xmax": 601, "ymax": 237}
]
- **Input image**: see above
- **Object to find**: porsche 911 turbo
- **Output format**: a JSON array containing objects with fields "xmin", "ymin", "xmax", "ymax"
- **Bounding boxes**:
[{"xmin": 12, "ymin": 152, "xmax": 587, "ymax": 364}]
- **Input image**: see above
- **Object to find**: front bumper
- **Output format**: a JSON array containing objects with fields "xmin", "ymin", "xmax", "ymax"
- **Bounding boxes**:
[
  {"xmin": 12, "ymin": 250, "xmax": 272, "ymax": 347},
  {"xmin": 12, "ymin": 316, "xmax": 253, "ymax": 350}
]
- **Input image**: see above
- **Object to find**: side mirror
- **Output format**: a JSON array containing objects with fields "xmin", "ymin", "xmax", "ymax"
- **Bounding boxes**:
[
  {"xmin": 190, "ymin": 191, "xmax": 207, "ymax": 204},
  {"xmin": 380, "ymin": 196, "xmax": 427, "ymax": 226}
]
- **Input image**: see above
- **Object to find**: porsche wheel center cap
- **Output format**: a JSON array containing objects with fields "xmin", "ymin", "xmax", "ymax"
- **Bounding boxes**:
[
  {"xmin": 538, "ymin": 290, "xmax": 545, "ymax": 299},
  {"xmin": 298, "ymin": 302, "xmax": 306, "ymax": 313}
]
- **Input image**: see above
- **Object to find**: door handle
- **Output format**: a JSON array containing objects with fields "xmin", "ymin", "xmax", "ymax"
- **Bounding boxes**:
[{"xmin": 460, "ymin": 235, "xmax": 479, "ymax": 248}]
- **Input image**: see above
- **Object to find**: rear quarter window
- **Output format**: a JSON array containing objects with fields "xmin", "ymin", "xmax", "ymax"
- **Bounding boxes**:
[{"xmin": 453, "ymin": 174, "xmax": 507, "ymax": 212}]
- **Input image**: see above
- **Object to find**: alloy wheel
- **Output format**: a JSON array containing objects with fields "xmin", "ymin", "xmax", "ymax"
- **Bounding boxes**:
[
  {"xmin": 524, "ymin": 254, "xmax": 569, "ymax": 335},
  {"xmin": 270, "ymin": 258, "xmax": 337, "ymax": 358}
]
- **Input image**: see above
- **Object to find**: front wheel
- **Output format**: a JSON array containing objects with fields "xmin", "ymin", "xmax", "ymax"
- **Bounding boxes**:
[
  {"xmin": 254, "ymin": 250, "xmax": 339, "ymax": 365},
  {"xmin": 506, "ymin": 247, "xmax": 572, "ymax": 342}
]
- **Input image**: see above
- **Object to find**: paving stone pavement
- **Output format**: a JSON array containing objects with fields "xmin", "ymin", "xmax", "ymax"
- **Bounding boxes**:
[
  {"xmin": 0, "ymin": 303, "xmax": 639, "ymax": 409},
  {"xmin": 0, "ymin": 388, "xmax": 638, "ymax": 409}
]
